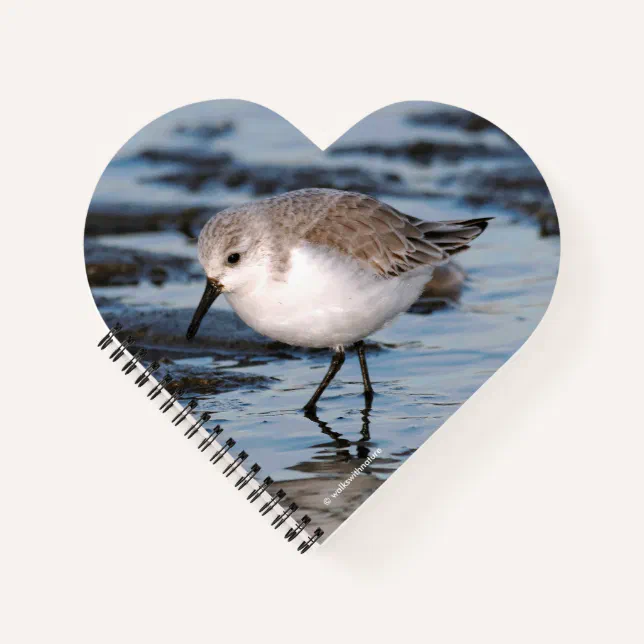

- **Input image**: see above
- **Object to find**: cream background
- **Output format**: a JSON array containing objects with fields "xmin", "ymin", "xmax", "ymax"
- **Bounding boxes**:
[{"xmin": 1, "ymin": 2, "xmax": 642, "ymax": 642}]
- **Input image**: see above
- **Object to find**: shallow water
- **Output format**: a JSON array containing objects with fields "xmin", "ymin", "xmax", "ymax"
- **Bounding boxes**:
[{"xmin": 86, "ymin": 100, "xmax": 559, "ymax": 538}]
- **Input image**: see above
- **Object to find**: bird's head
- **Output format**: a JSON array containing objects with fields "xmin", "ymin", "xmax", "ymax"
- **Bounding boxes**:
[{"xmin": 186, "ymin": 206, "xmax": 270, "ymax": 340}]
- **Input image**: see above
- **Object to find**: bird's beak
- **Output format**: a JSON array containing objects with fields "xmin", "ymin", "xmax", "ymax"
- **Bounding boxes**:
[{"xmin": 186, "ymin": 279, "xmax": 222, "ymax": 340}]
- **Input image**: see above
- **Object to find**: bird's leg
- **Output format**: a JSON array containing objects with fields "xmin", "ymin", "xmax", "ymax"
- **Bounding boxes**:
[
  {"xmin": 355, "ymin": 340, "xmax": 375, "ymax": 403},
  {"xmin": 303, "ymin": 346, "xmax": 346, "ymax": 412}
]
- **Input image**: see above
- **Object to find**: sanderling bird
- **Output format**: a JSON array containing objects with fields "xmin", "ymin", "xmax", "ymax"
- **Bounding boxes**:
[{"xmin": 186, "ymin": 188, "xmax": 491, "ymax": 411}]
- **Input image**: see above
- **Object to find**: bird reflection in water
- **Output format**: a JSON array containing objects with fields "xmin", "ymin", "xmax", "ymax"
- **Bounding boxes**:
[{"xmin": 303, "ymin": 396, "xmax": 373, "ymax": 464}]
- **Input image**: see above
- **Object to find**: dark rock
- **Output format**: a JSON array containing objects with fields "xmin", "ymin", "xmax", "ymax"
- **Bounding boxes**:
[
  {"xmin": 407, "ymin": 108, "xmax": 499, "ymax": 133},
  {"xmin": 174, "ymin": 121, "xmax": 234, "ymax": 140},
  {"xmin": 144, "ymin": 161, "xmax": 407, "ymax": 198},
  {"xmin": 85, "ymin": 241, "xmax": 198, "ymax": 287},
  {"xmin": 85, "ymin": 204, "xmax": 220, "ymax": 237},
  {"xmin": 87, "ymin": 262, "xmax": 139, "ymax": 287},
  {"xmin": 330, "ymin": 139, "xmax": 523, "ymax": 166},
  {"xmin": 172, "ymin": 365, "xmax": 273, "ymax": 395},
  {"xmin": 444, "ymin": 165, "xmax": 559, "ymax": 235},
  {"xmin": 536, "ymin": 208, "xmax": 560, "ymax": 237},
  {"xmin": 464, "ymin": 166, "xmax": 552, "ymax": 197},
  {"xmin": 223, "ymin": 168, "xmax": 250, "ymax": 188},
  {"xmin": 146, "ymin": 170, "xmax": 220, "ymax": 193},
  {"xmin": 137, "ymin": 148, "xmax": 232, "ymax": 168},
  {"xmin": 101, "ymin": 307, "xmax": 287, "ymax": 356},
  {"xmin": 409, "ymin": 262, "xmax": 467, "ymax": 314}
]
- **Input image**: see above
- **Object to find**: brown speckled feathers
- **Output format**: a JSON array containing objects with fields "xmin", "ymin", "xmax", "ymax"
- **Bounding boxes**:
[{"xmin": 263, "ymin": 189, "xmax": 492, "ymax": 278}]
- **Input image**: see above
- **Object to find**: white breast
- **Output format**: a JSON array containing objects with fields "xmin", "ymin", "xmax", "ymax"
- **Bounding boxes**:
[{"xmin": 225, "ymin": 243, "xmax": 432, "ymax": 348}]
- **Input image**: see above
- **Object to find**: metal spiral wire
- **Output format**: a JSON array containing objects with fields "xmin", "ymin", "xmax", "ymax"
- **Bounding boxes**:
[{"xmin": 99, "ymin": 322, "xmax": 323, "ymax": 553}]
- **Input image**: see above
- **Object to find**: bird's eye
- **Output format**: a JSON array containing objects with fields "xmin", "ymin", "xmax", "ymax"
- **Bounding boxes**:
[{"xmin": 227, "ymin": 253, "xmax": 241, "ymax": 265}]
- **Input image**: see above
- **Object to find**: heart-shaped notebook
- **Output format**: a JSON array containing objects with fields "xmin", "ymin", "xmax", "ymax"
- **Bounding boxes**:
[{"xmin": 86, "ymin": 100, "xmax": 559, "ymax": 551}]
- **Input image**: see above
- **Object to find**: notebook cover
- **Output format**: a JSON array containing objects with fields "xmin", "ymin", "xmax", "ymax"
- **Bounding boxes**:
[{"xmin": 85, "ymin": 100, "xmax": 559, "ymax": 546}]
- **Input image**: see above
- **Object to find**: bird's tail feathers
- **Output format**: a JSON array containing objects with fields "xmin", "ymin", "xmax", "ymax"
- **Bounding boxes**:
[{"xmin": 418, "ymin": 217, "xmax": 493, "ymax": 257}]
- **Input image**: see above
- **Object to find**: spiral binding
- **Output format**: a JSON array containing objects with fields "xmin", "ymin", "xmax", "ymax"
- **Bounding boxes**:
[{"xmin": 98, "ymin": 322, "xmax": 323, "ymax": 553}]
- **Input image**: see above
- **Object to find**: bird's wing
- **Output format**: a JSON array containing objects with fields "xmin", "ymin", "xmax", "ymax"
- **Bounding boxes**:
[{"xmin": 302, "ymin": 191, "xmax": 492, "ymax": 278}]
